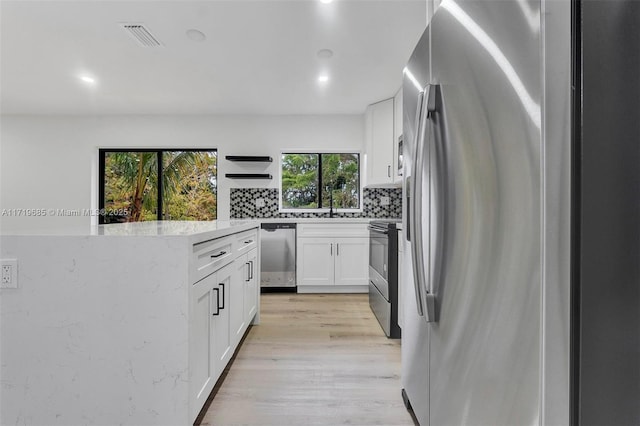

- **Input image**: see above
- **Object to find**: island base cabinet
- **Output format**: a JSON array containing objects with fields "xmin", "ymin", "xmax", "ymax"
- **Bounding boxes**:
[
  {"xmin": 213, "ymin": 262, "xmax": 233, "ymax": 379},
  {"xmin": 0, "ymin": 223, "xmax": 261, "ymax": 426},
  {"xmin": 188, "ymin": 260, "xmax": 236, "ymax": 421},
  {"xmin": 231, "ymin": 255, "xmax": 247, "ymax": 347},
  {"xmin": 189, "ymin": 270, "xmax": 219, "ymax": 421},
  {"xmin": 188, "ymin": 226, "xmax": 261, "ymax": 423},
  {"xmin": 231, "ymin": 247, "xmax": 258, "ymax": 347},
  {"xmin": 244, "ymin": 248, "xmax": 258, "ymax": 321}
]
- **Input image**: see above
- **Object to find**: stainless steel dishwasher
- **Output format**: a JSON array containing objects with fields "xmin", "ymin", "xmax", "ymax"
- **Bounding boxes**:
[{"xmin": 260, "ymin": 223, "xmax": 296, "ymax": 291}]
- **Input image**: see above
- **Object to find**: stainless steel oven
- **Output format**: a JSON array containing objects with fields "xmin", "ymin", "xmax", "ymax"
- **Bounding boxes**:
[{"xmin": 368, "ymin": 220, "xmax": 401, "ymax": 338}]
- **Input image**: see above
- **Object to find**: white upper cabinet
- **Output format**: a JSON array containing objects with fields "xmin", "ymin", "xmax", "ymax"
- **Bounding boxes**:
[
  {"xmin": 364, "ymin": 98, "xmax": 395, "ymax": 186},
  {"xmin": 364, "ymin": 91, "xmax": 403, "ymax": 186},
  {"xmin": 393, "ymin": 87, "xmax": 403, "ymax": 184}
]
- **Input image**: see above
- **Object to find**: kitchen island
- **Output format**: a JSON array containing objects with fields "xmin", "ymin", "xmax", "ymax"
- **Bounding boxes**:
[{"xmin": 0, "ymin": 220, "xmax": 260, "ymax": 425}]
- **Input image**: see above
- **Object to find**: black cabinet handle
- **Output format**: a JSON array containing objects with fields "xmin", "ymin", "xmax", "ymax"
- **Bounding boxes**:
[
  {"xmin": 212, "ymin": 288, "xmax": 220, "ymax": 316},
  {"xmin": 244, "ymin": 240, "xmax": 253, "ymax": 244},
  {"xmin": 211, "ymin": 251, "xmax": 227, "ymax": 258},
  {"xmin": 218, "ymin": 283, "xmax": 225, "ymax": 309}
]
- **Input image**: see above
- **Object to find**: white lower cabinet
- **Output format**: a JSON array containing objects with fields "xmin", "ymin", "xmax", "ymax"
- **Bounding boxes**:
[
  {"xmin": 189, "ymin": 227, "xmax": 260, "ymax": 423},
  {"xmin": 244, "ymin": 248, "xmax": 258, "ymax": 320},
  {"xmin": 333, "ymin": 237, "xmax": 369, "ymax": 286},
  {"xmin": 296, "ymin": 223, "xmax": 369, "ymax": 293},
  {"xmin": 231, "ymin": 257, "xmax": 247, "ymax": 347},
  {"xmin": 190, "ymin": 271, "xmax": 218, "ymax": 417},
  {"xmin": 212, "ymin": 262, "xmax": 233, "ymax": 378},
  {"xmin": 297, "ymin": 238, "xmax": 334, "ymax": 287},
  {"xmin": 190, "ymin": 260, "xmax": 235, "ymax": 416}
]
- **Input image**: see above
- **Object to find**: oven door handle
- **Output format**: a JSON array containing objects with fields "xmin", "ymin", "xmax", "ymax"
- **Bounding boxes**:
[{"xmin": 367, "ymin": 226, "xmax": 389, "ymax": 235}]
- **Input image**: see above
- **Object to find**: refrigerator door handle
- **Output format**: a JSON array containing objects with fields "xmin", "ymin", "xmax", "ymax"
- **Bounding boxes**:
[
  {"xmin": 410, "ymin": 89, "xmax": 427, "ymax": 318},
  {"xmin": 424, "ymin": 84, "xmax": 441, "ymax": 323},
  {"xmin": 411, "ymin": 84, "xmax": 439, "ymax": 323}
]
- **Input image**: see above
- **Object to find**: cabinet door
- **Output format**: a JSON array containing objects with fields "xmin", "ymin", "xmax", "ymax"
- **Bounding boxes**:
[
  {"xmin": 244, "ymin": 248, "xmax": 258, "ymax": 322},
  {"xmin": 368, "ymin": 98, "xmax": 394, "ymax": 185},
  {"xmin": 393, "ymin": 88, "xmax": 403, "ymax": 184},
  {"xmin": 189, "ymin": 273, "xmax": 217, "ymax": 417},
  {"xmin": 212, "ymin": 262, "xmax": 233, "ymax": 378},
  {"xmin": 334, "ymin": 237, "xmax": 369, "ymax": 286},
  {"xmin": 231, "ymin": 255, "xmax": 247, "ymax": 347},
  {"xmin": 297, "ymin": 238, "xmax": 334, "ymax": 286}
]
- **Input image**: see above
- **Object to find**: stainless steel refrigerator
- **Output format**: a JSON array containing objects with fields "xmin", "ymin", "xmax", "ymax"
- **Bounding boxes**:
[{"xmin": 400, "ymin": 0, "xmax": 639, "ymax": 425}]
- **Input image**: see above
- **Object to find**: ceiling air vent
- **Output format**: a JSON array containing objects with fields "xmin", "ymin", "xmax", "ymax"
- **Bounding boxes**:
[{"xmin": 120, "ymin": 23, "xmax": 163, "ymax": 47}]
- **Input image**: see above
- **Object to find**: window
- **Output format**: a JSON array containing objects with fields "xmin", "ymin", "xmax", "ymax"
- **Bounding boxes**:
[
  {"xmin": 99, "ymin": 149, "xmax": 217, "ymax": 224},
  {"xmin": 281, "ymin": 153, "xmax": 360, "ymax": 210}
]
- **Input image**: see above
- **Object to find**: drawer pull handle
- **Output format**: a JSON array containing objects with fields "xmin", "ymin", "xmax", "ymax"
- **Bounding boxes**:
[
  {"xmin": 211, "ymin": 251, "xmax": 227, "ymax": 258},
  {"xmin": 244, "ymin": 240, "xmax": 253, "ymax": 244}
]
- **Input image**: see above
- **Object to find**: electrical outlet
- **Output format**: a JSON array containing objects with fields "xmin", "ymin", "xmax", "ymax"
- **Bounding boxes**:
[
  {"xmin": 380, "ymin": 196, "xmax": 390, "ymax": 206},
  {"xmin": 1, "ymin": 259, "xmax": 18, "ymax": 289},
  {"xmin": 255, "ymin": 198, "xmax": 265, "ymax": 208}
]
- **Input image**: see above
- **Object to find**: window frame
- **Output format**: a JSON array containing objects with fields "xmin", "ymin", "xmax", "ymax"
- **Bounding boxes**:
[
  {"xmin": 98, "ymin": 148, "xmax": 218, "ymax": 224},
  {"xmin": 279, "ymin": 150, "xmax": 363, "ymax": 213}
]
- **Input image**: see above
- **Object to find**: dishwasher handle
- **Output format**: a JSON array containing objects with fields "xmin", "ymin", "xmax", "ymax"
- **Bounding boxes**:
[{"xmin": 261, "ymin": 223, "xmax": 297, "ymax": 230}]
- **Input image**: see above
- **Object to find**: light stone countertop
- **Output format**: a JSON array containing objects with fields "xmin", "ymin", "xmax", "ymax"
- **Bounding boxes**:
[{"xmin": 0, "ymin": 220, "xmax": 260, "ymax": 244}]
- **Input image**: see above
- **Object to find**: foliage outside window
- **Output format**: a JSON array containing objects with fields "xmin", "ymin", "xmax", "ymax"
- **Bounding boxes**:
[
  {"xmin": 281, "ymin": 153, "xmax": 360, "ymax": 210},
  {"xmin": 99, "ymin": 149, "xmax": 217, "ymax": 223}
]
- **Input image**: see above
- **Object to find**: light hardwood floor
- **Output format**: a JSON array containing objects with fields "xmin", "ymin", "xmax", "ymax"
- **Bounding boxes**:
[{"xmin": 199, "ymin": 293, "xmax": 414, "ymax": 426}]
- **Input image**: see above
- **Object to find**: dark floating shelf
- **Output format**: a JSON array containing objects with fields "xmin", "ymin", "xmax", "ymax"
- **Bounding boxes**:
[
  {"xmin": 225, "ymin": 155, "xmax": 273, "ymax": 162},
  {"xmin": 225, "ymin": 173, "xmax": 273, "ymax": 179}
]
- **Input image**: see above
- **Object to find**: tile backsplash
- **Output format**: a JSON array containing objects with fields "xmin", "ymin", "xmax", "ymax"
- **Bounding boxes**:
[{"xmin": 230, "ymin": 187, "xmax": 402, "ymax": 219}]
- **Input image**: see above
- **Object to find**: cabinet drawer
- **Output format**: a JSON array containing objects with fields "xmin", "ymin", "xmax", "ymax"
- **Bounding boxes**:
[
  {"xmin": 192, "ymin": 236, "xmax": 234, "ymax": 283},
  {"xmin": 297, "ymin": 223, "xmax": 369, "ymax": 238},
  {"xmin": 235, "ymin": 229, "xmax": 258, "ymax": 257}
]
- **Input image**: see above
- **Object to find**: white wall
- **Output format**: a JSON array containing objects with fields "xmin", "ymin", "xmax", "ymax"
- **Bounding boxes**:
[{"xmin": 0, "ymin": 114, "xmax": 363, "ymax": 231}]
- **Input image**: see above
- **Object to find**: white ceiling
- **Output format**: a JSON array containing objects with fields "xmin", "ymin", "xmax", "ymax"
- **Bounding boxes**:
[{"xmin": 0, "ymin": 0, "xmax": 426, "ymax": 115}]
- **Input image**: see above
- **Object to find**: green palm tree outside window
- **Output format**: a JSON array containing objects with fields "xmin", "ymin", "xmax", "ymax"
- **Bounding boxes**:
[{"xmin": 99, "ymin": 149, "xmax": 217, "ymax": 223}]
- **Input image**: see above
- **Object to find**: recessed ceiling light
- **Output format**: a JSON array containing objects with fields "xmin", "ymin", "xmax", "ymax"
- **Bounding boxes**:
[
  {"xmin": 317, "ymin": 49, "xmax": 334, "ymax": 59},
  {"xmin": 186, "ymin": 29, "xmax": 206, "ymax": 42},
  {"xmin": 318, "ymin": 74, "xmax": 330, "ymax": 83},
  {"xmin": 79, "ymin": 75, "xmax": 96, "ymax": 85},
  {"xmin": 320, "ymin": 0, "xmax": 333, "ymax": 4}
]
